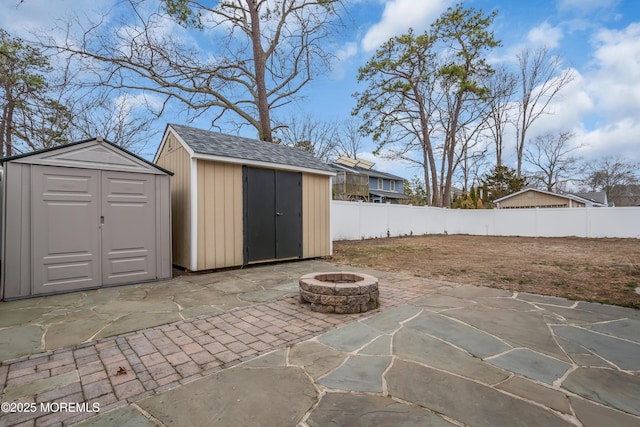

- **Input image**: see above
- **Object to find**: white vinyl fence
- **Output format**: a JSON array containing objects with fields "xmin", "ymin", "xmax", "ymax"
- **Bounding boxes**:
[{"xmin": 331, "ymin": 201, "xmax": 640, "ymax": 240}]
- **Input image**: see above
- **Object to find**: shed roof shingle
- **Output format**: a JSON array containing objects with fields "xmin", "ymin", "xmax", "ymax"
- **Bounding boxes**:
[{"xmin": 169, "ymin": 124, "xmax": 334, "ymax": 173}]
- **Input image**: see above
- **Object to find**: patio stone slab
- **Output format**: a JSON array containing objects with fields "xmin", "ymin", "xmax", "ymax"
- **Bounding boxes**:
[
  {"xmin": 552, "ymin": 325, "xmax": 640, "ymax": 370},
  {"xmin": 178, "ymin": 305, "xmax": 223, "ymax": 319},
  {"xmin": 561, "ymin": 367, "xmax": 640, "ymax": 416},
  {"xmin": 409, "ymin": 294, "xmax": 476, "ymax": 310},
  {"xmin": 0, "ymin": 307, "xmax": 52, "ymax": 328},
  {"xmin": 439, "ymin": 285, "xmax": 513, "ymax": 299},
  {"xmin": 361, "ymin": 306, "xmax": 422, "ymax": 333},
  {"xmin": 138, "ymin": 366, "xmax": 316, "ymax": 427},
  {"xmin": 44, "ymin": 316, "xmax": 109, "ymax": 350},
  {"xmin": 0, "ymin": 324, "xmax": 44, "ymax": 360},
  {"xmin": 387, "ymin": 359, "xmax": 575, "ymax": 427},
  {"xmin": 359, "ymin": 335, "xmax": 392, "ymax": 356},
  {"xmin": 516, "ymin": 293, "xmax": 575, "ymax": 307},
  {"xmin": 447, "ymin": 307, "xmax": 570, "ymax": 361},
  {"xmin": 92, "ymin": 300, "xmax": 176, "ymax": 315},
  {"xmin": 543, "ymin": 305, "xmax": 624, "ymax": 323},
  {"xmin": 238, "ymin": 289, "xmax": 291, "ymax": 302},
  {"xmin": 307, "ymin": 392, "xmax": 457, "ymax": 427},
  {"xmin": 273, "ymin": 282, "xmax": 299, "ymax": 292},
  {"xmin": 487, "ymin": 348, "xmax": 572, "ymax": 385},
  {"xmin": 584, "ymin": 319, "xmax": 640, "ymax": 343},
  {"xmin": 474, "ymin": 297, "xmax": 538, "ymax": 311},
  {"xmin": 208, "ymin": 279, "xmax": 262, "ymax": 294},
  {"xmin": 171, "ymin": 289, "xmax": 231, "ymax": 308},
  {"xmin": 95, "ymin": 311, "xmax": 183, "ymax": 340},
  {"xmin": 317, "ymin": 322, "xmax": 382, "ymax": 352},
  {"xmin": 317, "ymin": 355, "xmax": 390, "ymax": 393},
  {"xmin": 242, "ymin": 349, "xmax": 287, "ymax": 368},
  {"xmin": 575, "ymin": 301, "xmax": 640, "ymax": 320},
  {"xmin": 496, "ymin": 375, "xmax": 571, "ymax": 414},
  {"xmin": 74, "ymin": 406, "xmax": 159, "ymax": 427},
  {"xmin": 570, "ymin": 396, "xmax": 640, "ymax": 427},
  {"xmin": 289, "ymin": 341, "xmax": 347, "ymax": 379},
  {"xmin": 393, "ymin": 328, "xmax": 509, "ymax": 385},
  {"xmin": 404, "ymin": 312, "xmax": 511, "ymax": 358}
]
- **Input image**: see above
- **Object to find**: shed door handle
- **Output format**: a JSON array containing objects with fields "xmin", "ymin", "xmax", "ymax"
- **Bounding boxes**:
[
  {"xmin": 276, "ymin": 212, "xmax": 283, "ymax": 216},
  {"xmin": 100, "ymin": 215, "xmax": 105, "ymax": 225}
]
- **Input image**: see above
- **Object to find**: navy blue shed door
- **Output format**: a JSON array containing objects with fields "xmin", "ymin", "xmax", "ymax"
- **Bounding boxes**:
[{"xmin": 244, "ymin": 167, "xmax": 302, "ymax": 263}]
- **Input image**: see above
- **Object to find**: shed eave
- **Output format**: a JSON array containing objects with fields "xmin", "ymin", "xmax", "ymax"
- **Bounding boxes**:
[{"xmin": 191, "ymin": 152, "xmax": 336, "ymax": 176}]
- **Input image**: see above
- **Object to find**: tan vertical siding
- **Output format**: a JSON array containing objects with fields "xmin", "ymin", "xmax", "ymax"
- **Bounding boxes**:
[
  {"xmin": 154, "ymin": 135, "xmax": 191, "ymax": 269},
  {"xmin": 196, "ymin": 160, "xmax": 243, "ymax": 269},
  {"xmin": 500, "ymin": 191, "xmax": 585, "ymax": 208},
  {"xmin": 302, "ymin": 173, "xmax": 330, "ymax": 258}
]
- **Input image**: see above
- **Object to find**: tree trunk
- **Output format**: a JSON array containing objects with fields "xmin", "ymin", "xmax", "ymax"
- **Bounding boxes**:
[
  {"xmin": 421, "ymin": 144, "xmax": 431, "ymax": 205},
  {"xmin": 1, "ymin": 99, "xmax": 15, "ymax": 157},
  {"xmin": 6, "ymin": 102, "xmax": 13, "ymax": 156},
  {"xmin": 0, "ymin": 104, "xmax": 6, "ymax": 157},
  {"xmin": 516, "ymin": 123, "xmax": 525, "ymax": 178},
  {"xmin": 248, "ymin": 0, "xmax": 272, "ymax": 142}
]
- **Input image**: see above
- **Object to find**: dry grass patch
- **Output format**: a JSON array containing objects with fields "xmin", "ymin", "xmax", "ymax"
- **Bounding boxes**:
[{"xmin": 331, "ymin": 235, "xmax": 640, "ymax": 309}]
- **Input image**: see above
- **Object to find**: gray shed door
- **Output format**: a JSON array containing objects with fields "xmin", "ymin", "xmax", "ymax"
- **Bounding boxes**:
[
  {"xmin": 32, "ymin": 166, "xmax": 157, "ymax": 295},
  {"xmin": 101, "ymin": 171, "xmax": 156, "ymax": 285},
  {"xmin": 32, "ymin": 166, "xmax": 101, "ymax": 294}
]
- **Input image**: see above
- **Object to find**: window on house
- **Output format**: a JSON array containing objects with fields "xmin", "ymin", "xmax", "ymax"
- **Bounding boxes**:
[
  {"xmin": 378, "ymin": 178, "xmax": 383, "ymax": 189},
  {"xmin": 390, "ymin": 180, "xmax": 396, "ymax": 192}
]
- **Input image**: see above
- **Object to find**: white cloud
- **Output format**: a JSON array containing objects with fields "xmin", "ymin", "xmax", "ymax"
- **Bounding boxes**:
[
  {"xmin": 526, "ymin": 22, "xmax": 564, "ymax": 49},
  {"xmin": 587, "ymin": 23, "xmax": 640, "ymax": 119},
  {"xmin": 361, "ymin": 0, "xmax": 452, "ymax": 51},
  {"xmin": 579, "ymin": 118, "xmax": 640, "ymax": 159},
  {"xmin": 114, "ymin": 93, "xmax": 164, "ymax": 114},
  {"xmin": 0, "ymin": 0, "xmax": 115, "ymax": 40},
  {"xmin": 330, "ymin": 41, "xmax": 359, "ymax": 79}
]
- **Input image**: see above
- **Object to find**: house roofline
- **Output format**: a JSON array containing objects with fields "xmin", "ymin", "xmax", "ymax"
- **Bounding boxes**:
[{"xmin": 494, "ymin": 187, "xmax": 606, "ymax": 206}]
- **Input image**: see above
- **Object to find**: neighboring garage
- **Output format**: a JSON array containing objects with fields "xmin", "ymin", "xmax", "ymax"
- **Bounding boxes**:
[
  {"xmin": 1, "ymin": 137, "xmax": 173, "ymax": 300},
  {"xmin": 154, "ymin": 124, "xmax": 335, "ymax": 272}
]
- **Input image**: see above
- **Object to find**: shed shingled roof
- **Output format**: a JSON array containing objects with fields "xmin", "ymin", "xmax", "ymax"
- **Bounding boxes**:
[{"xmin": 169, "ymin": 124, "xmax": 334, "ymax": 173}]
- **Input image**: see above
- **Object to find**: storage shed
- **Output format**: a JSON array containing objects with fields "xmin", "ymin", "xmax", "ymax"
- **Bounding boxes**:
[
  {"xmin": 1, "ymin": 138, "xmax": 173, "ymax": 300},
  {"xmin": 153, "ymin": 124, "xmax": 334, "ymax": 271}
]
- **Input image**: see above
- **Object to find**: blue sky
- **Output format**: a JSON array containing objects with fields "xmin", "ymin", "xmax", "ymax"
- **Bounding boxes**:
[{"xmin": 1, "ymin": 0, "xmax": 639, "ymax": 181}]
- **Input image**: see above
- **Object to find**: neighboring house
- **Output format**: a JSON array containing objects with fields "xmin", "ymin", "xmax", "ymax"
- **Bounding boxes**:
[
  {"xmin": 153, "ymin": 124, "xmax": 335, "ymax": 272},
  {"xmin": 494, "ymin": 188, "xmax": 607, "ymax": 209},
  {"xmin": 608, "ymin": 184, "xmax": 640, "ymax": 206},
  {"xmin": 330, "ymin": 156, "xmax": 409, "ymax": 204},
  {"xmin": 573, "ymin": 191, "xmax": 609, "ymax": 207}
]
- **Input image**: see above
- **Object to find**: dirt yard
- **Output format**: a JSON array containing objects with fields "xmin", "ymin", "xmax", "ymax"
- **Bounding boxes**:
[{"xmin": 331, "ymin": 235, "xmax": 640, "ymax": 309}]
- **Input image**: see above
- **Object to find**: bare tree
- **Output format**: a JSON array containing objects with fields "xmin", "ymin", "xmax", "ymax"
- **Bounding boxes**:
[
  {"xmin": 335, "ymin": 118, "xmax": 365, "ymax": 159},
  {"xmin": 45, "ymin": 0, "xmax": 345, "ymax": 142},
  {"xmin": 65, "ymin": 88, "xmax": 160, "ymax": 154},
  {"xmin": 273, "ymin": 113, "xmax": 338, "ymax": 161},
  {"xmin": 524, "ymin": 131, "xmax": 582, "ymax": 192},
  {"xmin": 514, "ymin": 47, "xmax": 575, "ymax": 177},
  {"xmin": 455, "ymin": 128, "xmax": 491, "ymax": 193},
  {"xmin": 484, "ymin": 65, "xmax": 517, "ymax": 166},
  {"xmin": 582, "ymin": 156, "xmax": 639, "ymax": 199}
]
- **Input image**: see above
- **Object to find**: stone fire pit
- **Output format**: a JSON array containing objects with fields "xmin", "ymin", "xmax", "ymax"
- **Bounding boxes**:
[{"xmin": 299, "ymin": 272, "xmax": 379, "ymax": 314}]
